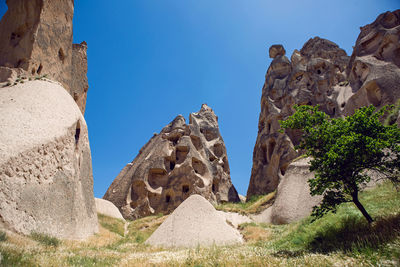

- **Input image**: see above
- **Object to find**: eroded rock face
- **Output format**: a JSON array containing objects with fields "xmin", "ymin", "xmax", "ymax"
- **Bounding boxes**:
[
  {"xmin": 247, "ymin": 37, "xmax": 351, "ymax": 198},
  {"xmin": 247, "ymin": 10, "xmax": 400, "ymax": 215},
  {"xmin": 71, "ymin": 42, "xmax": 89, "ymax": 114},
  {"xmin": 104, "ymin": 104, "xmax": 240, "ymax": 220},
  {"xmin": 0, "ymin": 80, "xmax": 98, "ymax": 239},
  {"xmin": 270, "ymin": 157, "xmax": 322, "ymax": 224},
  {"xmin": 345, "ymin": 10, "xmax": 400, "ymax": 115},
  {"xmin": 0, "ymin": 0, "xmax": 89, "ymax": 114}
]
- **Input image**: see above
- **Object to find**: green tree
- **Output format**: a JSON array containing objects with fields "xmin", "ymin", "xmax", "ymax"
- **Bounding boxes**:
[{"xmin": 280, "ymin": 105, "xmax": 400, "ymax": 223}]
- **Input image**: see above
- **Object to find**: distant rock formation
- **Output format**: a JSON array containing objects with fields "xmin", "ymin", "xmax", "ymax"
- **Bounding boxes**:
[
  {"xmin": 104, "ymin": 104, "xmax": 240, "ymax": 220},
  {"xmin": 0, "ymin": 80, "xmax": 98, "ymax": 239},
  {"xmin": 344, "ymin": 10, "xmax": 400, "ymax": 115},
  {"xmin": 247, "ymin": 9, "xmax": 400, "ymax": 217},
  {"xmin": 0, "ymin": 0, "xmax": 89, "ymax": 114},
  {"xmin": 247, "ymin": 39, "xmax": 351, "ymax": 198},
  {"xmin": 145, "ymin": 194, "xmax": 243, "ymax": 247}
]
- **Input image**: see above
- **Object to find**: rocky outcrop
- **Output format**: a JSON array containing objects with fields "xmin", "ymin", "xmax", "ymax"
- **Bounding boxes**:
[
  {"xmin": 71, "ymin": 42, "xmax": 89, "ymax": 114},
  {"xmin": 344, "ymin": 10, "xmax": 400, "ymax": 115},
  {"xmin": 145, "ymin": 194, "xmax": 243, "ymax": 247},
  {"xmin": 247, "ymin": 39, "xmax": 351, "ymax": 198},
  {"xmin": 95, "ymin": 198, "xmax": 125, "ymax": 221},
  {"xmin": 0, "ymin": 0, "xmax": 89, "ymax": 114},
  {"xmin": 0, "ymin": 80, "xmax": 98, "ymax": 239},
  {"xmin": 104, "ymin": 104, "xmax": 240, "ymax": 220},
  {"xmin": 247, "ymin": 10, "xmax": 400, "ymax": 218},
  {"xmin": 270, "ymin": 157, "xmax": 322, "ymax": 224}
]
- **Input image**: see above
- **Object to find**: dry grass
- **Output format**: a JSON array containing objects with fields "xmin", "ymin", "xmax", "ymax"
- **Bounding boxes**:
[
  {"xmin": 239, "ymin": 222, "xmax": 271, "ymax": 243},
  {"xmin": 215, "ymin": 191, "xmax": 276, "ymax": 215},
  {"xmin": 0, "ymin": 183, "xmax": 399, "ymax": 266}
]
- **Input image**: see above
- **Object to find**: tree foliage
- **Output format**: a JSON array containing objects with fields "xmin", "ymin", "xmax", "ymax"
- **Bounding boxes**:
[{"xmin": 280, "ymin": 105, "xmax": 400, "ymax": 223}]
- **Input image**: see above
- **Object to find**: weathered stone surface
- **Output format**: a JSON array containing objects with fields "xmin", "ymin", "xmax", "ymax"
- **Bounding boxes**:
[
  {"xmin": 345, "ymin": 10, "xmax": 400, "ymax": 115},
  {"xmin": 71, "ymin": 42, "xmax": 89, "ymax": 114},
  {"xmin": 0, "ymin": 0, "xmax": 89, "ymax": 114},
  {"xmin": 95, "ymin": 198, "xmax": 125, "ymax": 221},
  {"xmin": 0, "ymin": 80, "xmax": 98, "ymax": 239},
  {"xmin": 270, "ymin": 157, "xmax": 322, "ymax": 224},
  {"xmin": 247, "ymin": 37, "xmax": 351, "ymax": 199},
  {"xmin": 247, "ymin": 10, "xmax": 400, "ymax": 223},
  {"xmin": 269, "ymin": 44, "xmax": 286, "ymax": 58},
  {"xmin": 104, "ymin": 104, "xmax": 240, "ymax": 220},
  {"xmin": 145, "ymin": 194, "xmax": 243, "ymax": 247}
]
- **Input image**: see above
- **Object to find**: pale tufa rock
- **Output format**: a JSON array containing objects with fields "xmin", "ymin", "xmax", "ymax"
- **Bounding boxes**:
[
  {"xmin": 104, "ymin": 104, "xmax": 240, "ymax": 220},
  {"xmin": 0, "ymin": 80, "xmax": 98, "ymax": 239}
]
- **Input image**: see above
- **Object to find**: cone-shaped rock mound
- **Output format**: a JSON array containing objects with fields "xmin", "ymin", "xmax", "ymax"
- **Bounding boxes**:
[{"xmin": 145, "ymin": 194, "xmax": 243, "ymax": 247}]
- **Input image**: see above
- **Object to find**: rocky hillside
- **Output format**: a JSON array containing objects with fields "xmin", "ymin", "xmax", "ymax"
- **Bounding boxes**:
[
  {"xmin": 0, "ymin": 0, "xmax": 89, "ymax": 114},
  {"xmin": 247, "ymin": 10, "xmax": 400, "ymax": 199},
  {"xmin": 104, "ymin": 104, "xmax": 240, "ymax": 220},
  {"xmin": 0, "ymin": 0, "xmax": 97, "ymax": 239}
]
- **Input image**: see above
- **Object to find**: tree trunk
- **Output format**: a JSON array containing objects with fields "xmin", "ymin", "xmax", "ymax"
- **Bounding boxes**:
[{"xmin": 352, "ymin": 192, "xmax": 374, "ymax": 224}]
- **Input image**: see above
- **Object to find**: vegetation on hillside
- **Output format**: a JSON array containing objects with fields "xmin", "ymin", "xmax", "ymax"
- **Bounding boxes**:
[
  {"xmin": 280, "ymin": 105, "xmax": 400, "ymax": 223},
  {"xmin": 0, "ymin": 182, "xmax": 399, "ymax": 266},
  {"xmin": 214, "ymin": 191, "xmax": 275, "ymax": 215}
]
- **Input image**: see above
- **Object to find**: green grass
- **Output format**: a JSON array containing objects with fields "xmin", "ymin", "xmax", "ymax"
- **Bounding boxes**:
[
  {"xmin": 0, "ymin": 182, "xmax": 399, "ymax": 266},
  {"xmin": 215, "ymin": 191, "xmax": 276, "ymax": 214},
  {"xmin": 67, "ymin": 255, "xmax": 117, "ymax": 267},
  {"xmin": 97, "ymin": 213, "xmax": 125, "ymax": 236},
  {"xmin": 30, "ymin": 232, "xmax": 60, "ymax": 247},
  {"xmin": 0, "ymin": 247, "xmax": 37, "ymax": 267},
  {"xmin": 126, "ymin": 214, "xmax": 166, "ymax": 243},
  {"xmin": 262, "ymin": 182, "xmax": 400, "ymax": 263},
  {"xmin": 0, "ymin": 231, "xmax": 6, "ymax": 242}
]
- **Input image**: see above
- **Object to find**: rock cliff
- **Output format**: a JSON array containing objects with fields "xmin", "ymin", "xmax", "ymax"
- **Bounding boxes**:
[
  {"xmin": 104, "ymin": 104, "xmax": 240, "ymax": 220},
  {"xmin": 0, "ymin": 81, "xmax": 98, "ymax": 239},
  {"xmin": 344, "ymin": 10, "xmax": 400, "ymax": 115},
  {"xmin": 0, "ymin": 0, "xmax": 89, "ymax": 114},
  {"xmin": 247, "ymin": 9, "xmax": 400, "ymax": 200},
  {"xmin": 247, "ymin": 39, "xmax": 351, "ymax": 198},
  {"xmin": 0, "ymin": 0, "xmax": 97, "ymax": 239}
]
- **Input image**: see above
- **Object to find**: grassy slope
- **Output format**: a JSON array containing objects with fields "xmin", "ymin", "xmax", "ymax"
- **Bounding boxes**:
[
  {"xmin": 215, "ymin": 191, "xmax": 276, "ymax": 215},
  {"xmin": 0, "ymin": 182, "xmax": 399, "ymax": 266}
]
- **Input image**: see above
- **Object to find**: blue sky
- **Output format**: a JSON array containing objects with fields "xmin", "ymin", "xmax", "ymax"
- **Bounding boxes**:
[{"xmin": 1, "ymin": 1, "xmax": 399, "ymax": 197}]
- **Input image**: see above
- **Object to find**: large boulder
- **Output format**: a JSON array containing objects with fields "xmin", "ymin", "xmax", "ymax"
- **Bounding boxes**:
[
  {"xmin": 145, "ymin": 194, "xmax": 243, "ymax": 247},
  {"xmin": 95, "ymin": 198, "xmax": 125, "ymax": 221},
  {"xmin": 104, "ymin": 104, "xmax": 240, "ymax": 220},
  {"xmin": 247, "ymin": 37, "xmax": 351, "ymax": 199},
  {"xmin": 0, "ymin": 0, "xmax": 89, "ymax": 114},
  {"xmin": 270, "ymin": 157, "xmax": 322, "ymax": 224},
  {"xmin": 0, "ymin": 80, "xmax": 98, "ymax": 239}
]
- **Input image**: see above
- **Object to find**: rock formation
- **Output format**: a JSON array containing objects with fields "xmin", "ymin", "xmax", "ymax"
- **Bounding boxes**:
[
  {"xmin": 95, "ymin": 198, "xmax": 125, "ymax": 221},
  {"xmin": 247, "ymin": 9, "xmax": 400, "ymax": 221},
  {"xmin": 0, "ymin": 80, "xmax": 98, "ymax": 239},
  {"xmin": 0, "ymin": 0, "xmax": 89, "ymax": 114},
  {"xmin": 145, "ymin": 194, "xmax": 243, "ymax": 247},
  {"xmin": 344, "ymin": 10, "xmax": 400, "ymax": 115},
  {"xmin": 104, "ymin": 104, "xmax": 240, "ymax": 220},
  {"xmin": 269, "ymin": 157, "xmax": 322, "ymax": 224},
  {"xmin": 247, "ymin": 39, "xmax": 351, "ymax": 198}
]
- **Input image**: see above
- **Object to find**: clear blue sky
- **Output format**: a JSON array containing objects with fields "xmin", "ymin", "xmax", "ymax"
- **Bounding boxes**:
[{"xmin": 1, "ymin": 1, "xmax": 399, "ymax": 197}]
